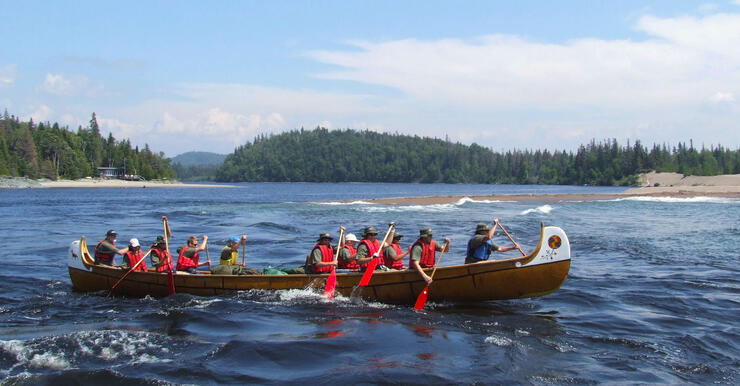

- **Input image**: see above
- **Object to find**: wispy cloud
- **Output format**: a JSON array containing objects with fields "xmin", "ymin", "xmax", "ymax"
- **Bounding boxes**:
[
  {"xmin": 41, "ymin": 73, "xmax": 105, "ymax": 96},
  {"xmin": 0, "ymin": 64, "xmax": 16, "ymax": 88}
]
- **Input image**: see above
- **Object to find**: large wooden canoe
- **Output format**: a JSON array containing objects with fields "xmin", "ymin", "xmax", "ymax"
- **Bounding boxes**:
[{"xmin": 68, "ymin": 224, "xmax": 571, "ymax": 304}]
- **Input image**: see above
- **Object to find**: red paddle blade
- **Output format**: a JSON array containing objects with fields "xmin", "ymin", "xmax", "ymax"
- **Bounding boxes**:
[
  {"xmin": 167, "ymin": 270, "xmax": 176, "ymax": 295},
  {"xmin": 358, "ymin": 259, "xmax": 379, "ymax": 286},
  {"xmin": 414, "ymin": 286, "xmax": 430, "ymax": 310},
  {"xmin": 324, "ymin": 268, "xmax": 336, "ymax": 299}
]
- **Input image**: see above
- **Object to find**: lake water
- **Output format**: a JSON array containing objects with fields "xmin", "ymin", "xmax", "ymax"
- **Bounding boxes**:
[{"xmin": 0, "ymin": 183, "xmax": 738, "ymax": 384}]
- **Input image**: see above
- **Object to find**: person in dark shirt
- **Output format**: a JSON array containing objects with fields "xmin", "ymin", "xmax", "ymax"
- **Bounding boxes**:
[
  {"xmin": 94, "ymin": 229, "xmax": 129, "ymax": 266},
  {"xmin": 465, "ymin": 219, "xmax": 518, "ymax": 264}
]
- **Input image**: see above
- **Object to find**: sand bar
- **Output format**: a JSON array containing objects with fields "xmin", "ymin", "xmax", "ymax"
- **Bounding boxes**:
[{"xmin": 350, "ymin": 173, "xmax": 740, "ymax": 205}]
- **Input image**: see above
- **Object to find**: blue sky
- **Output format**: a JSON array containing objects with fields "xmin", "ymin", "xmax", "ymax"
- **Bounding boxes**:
[{"xmin": 2, "ymin": 0, "xmax": 739, "ymax": 156}]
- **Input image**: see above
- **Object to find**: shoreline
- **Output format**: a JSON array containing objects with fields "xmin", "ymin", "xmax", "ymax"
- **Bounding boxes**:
[{"xmin": 0, "ymin": 177, "xmax": 234, "ymax": 189}]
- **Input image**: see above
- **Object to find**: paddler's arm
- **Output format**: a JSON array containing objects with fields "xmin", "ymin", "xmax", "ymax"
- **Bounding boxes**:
[
  {"xmin": 410, "ymin": 244, "xmax": 432, "ymax": 285},
  {"xmin": 312, "ymin": 248, "xmax": 337, "ymax": 269},
  {"xmin": 355, "ymin": 243, "xmax": 373, "ymax": 265},
  {"xmin": 436, "ymin": 238, "xmax": 451, "ymax": 252}
]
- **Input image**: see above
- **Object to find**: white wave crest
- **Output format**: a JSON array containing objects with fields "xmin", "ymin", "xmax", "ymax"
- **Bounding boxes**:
[
  {"xmin": 454, "ymin": 196, "xmax": 504, "ymax": 205},
  {"xmin": 0, "ymin": 329, "xmax": 174, "ymax": 374},
  {"xmin": 484, "ymin": 335, "xmax": 514, "ymax": 346},
  {"xmin": 520, "ymin": 205, "xmax": 553, "ymax": 215},
  {"xmin": 613, "ymin": 196, "xmax": 739, "ymax": 204}
]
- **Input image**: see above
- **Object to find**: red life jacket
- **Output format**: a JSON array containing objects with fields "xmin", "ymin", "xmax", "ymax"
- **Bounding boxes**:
[
  {"xmin": 338, "ymin": 245, "xmax": 359, "ymax": 270},
  {"xmin": 412, "ymin": 239, "xmax": 437, "ymax": 268},
  {"xmin": 124, "ymin": 250, "xmax": 148, "ymax": 272},
  {"xmin": 94, "ymin": 240, "xmax": 116, "ymax": 265},
  {"xmin": 359, "ymin": 239, "xmax": 382, "ymax": 268},
  {"xmin": 311, "ymin": 244, "xmax": 334, "ymax": 273},
  {"xmin": 151, "ymin": 248, "xmax": 173, "ymax": 273},
  {"xmin": 383, "ymin": 244, "xmax": 404, "ymax": 270},
  {"xmin": 176, "ymin": 246, "xmax": 200, "ymax": 271}
]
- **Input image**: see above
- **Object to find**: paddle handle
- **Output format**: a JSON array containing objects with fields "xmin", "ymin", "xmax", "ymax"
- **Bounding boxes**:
[
  {"xmin": 497, "ymin": 222, "xmax": 526, "ymax": 256},
  {"xmin": 334, "ymin": 228, "xmax": 345, "ymax": 262}
]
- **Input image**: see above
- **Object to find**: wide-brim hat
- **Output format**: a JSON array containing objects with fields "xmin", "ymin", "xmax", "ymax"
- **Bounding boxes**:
[
  {"xmin": 475, "ymin": 222, "xmax": 490, "ymax": 233},
  {"xmin": 419, "ymin": 227, "xmax": 433, "ymax": 237},
  {"xmin": 345, "ymin": 233, "xmax": 358, "ymax": 242},
  {"xmin": 363, "ymin": 226, "xmax": 378, "ymax": 236},
  {"xmin": 154, "ymin": 235, "xmax": 166, "ymax": 245},
  {"xmin": 317, "ymin": 232, "xmax": 333, "ymax": 241},
  {"xmin": 392, "ymin": 232, "xmax": 403, "ymax": 240}
]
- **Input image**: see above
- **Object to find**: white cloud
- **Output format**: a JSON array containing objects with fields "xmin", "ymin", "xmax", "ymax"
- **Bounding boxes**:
[
  {"xmin": 41, "ymin": 73, "xmax": 105, "ymax": 96},
  {"xmin": 42, "ymin": 74, "xmax": 74, "ymax": 95},
  {"xmin": 35, "ymin": 10, "xmax": 740, "ymax": 155},
  {"xmin": 24, "ymin": 105, "xmax": 53, "ymax": 122},
  {"xmin": 710, "ymin": 91, "xmax": 735, "ymax": 103},
  {"xmin": 0, "ymin": 64, "xmax": 16, "ymax": 88}
]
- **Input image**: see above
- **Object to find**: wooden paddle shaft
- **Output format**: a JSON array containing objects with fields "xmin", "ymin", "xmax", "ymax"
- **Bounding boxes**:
[
  {"xmin": 497, "ymin": 222, "xmax": 526, "ymax": 256},
  {"xmin": 429, "ymin": 240, "xmax": 449, "ymax": 280},
  {"xmin": 111, "ymin": 248, "xmax": 152, "ymax": 291}
]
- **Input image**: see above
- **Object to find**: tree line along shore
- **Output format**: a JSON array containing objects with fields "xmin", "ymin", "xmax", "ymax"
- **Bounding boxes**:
[
  {"xmin": 1, "ymin": 111, "xmax": 174, "ymax": 181},
  {"xmin": 2, "ymin": 110, "xmax": 738, "ymax": 186}
]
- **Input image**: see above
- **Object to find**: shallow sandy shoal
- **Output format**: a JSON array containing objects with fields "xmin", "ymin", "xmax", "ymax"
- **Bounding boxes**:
[
  {"xmin": 39, "ymin": 179, "xmax": 234, "ymax": 188},
  {"xmin": 357, "ymin": 186, "xmax": 740, "ymax": 205}
]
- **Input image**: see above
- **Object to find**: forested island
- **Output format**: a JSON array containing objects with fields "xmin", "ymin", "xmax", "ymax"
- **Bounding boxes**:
[
  {"xmin": 216, "ymin": 127, "xmax": 740, "ymax": 185},
  {"xmin": 0, "ymin": 111, "xmax": 175, "ymax": 180}
]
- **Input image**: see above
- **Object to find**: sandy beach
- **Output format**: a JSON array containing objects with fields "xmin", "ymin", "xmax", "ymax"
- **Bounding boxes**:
[
  {"xmin": 40, "ymin": 179, "xmax": 234, "ymax": 188},
  {"xmin": 0, "ymin": 177, "xmax": 233, "ymax": 189}
]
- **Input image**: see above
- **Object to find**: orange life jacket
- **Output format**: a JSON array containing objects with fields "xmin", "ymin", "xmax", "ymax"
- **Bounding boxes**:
[
  {"xmin": 151, "ymin": 248, "xmax": 173, "ymax": 273},
  {"xmin": 412, "ymin": 239, "xmax": 436, "ymax": 268},
  {"xmin": 311, "ymin": 244, "xmax": 334, "ymax": 273},
  {"xmin": 124, "ymin": 250, "xmax": 148, "ymax": 272},
  {"xmin": 359, "ymin": 239, "xmax": 382, "ymax": 268},
  {"xmin": 383, "ymin": 244, "xmax": 404, "ymax": 270},
  {"xmin": 176, "ymin": 246, "xmax": 200, "ymax": 271}
]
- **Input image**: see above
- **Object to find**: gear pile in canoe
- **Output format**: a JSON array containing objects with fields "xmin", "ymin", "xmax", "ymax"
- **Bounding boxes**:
[{"xmin": 68, "ymin": 223, "xmax": 570, "ymax": 304}]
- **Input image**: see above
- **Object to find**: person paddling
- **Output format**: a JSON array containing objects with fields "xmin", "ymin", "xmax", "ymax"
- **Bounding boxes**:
[
  {"xmin": 382, "ymin": 231, "xmax": 409, "ymax": 270},
  {"xmin": 121, "ymin": 238, "xmax": 148, "ymax": 272},
  {"xmin": 94, "ymin": 230, "xmax": 129, "ymax": 266},
  {"xmin": 307, "ymin": 232, "xmax": 338, "ymax": 274},
  {"xmin": 355, "ymin": 226, "xmax": 386, "ymax": 271},
  {"xmin": 465, "ymin": 219, "xmax": 518, "ymax": 264},
  {"xmin": 176, "ymin": 235, "xmax": 209, "ymax": 273},
  {"xmin": 338, "ymin": 232, "xmax": 359, "ymax": 271},
  {"xmin": 410, "ymin": 227, "xmax": 450, "ymax": 285},
  {"xmin": 220, "ymin": 235, "xmax": 246, "ymax": 266},
  {"xmin": 150, "ymin": 236, "xmax": 174, "ymax": 273}
]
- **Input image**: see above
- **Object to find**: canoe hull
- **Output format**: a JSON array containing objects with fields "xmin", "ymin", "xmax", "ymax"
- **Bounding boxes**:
[{"xmin": 68, "ymin": 225, "xmax": 571, "ymax": 304}]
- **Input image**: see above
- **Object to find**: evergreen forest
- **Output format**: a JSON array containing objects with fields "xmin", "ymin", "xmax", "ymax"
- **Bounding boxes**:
[
  {"xmin": 216, "ymin": 127, "xmax": 740, "ymax": 185},
  {"xmin": 0, "ymin": 110, "xmax": 175, "ymax": 180}
]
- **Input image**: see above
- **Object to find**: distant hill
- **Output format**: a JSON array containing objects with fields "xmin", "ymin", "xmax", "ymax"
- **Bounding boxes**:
[
  {"xmin": 171, "ymin": 151, "xmax": 227, "ymax": 166},
  {"xmin": 215, "ymin": 127, "xmax": 740, "ymax": 185},
  {"xmin": 171, "ymin": 151, "xmax": 227, "ymax": 181}
]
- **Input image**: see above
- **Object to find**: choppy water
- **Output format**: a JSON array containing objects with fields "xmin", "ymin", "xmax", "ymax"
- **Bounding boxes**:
[{"xmin": 0, "ymin": 183, "xmax": 738, "ymax": 384}]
